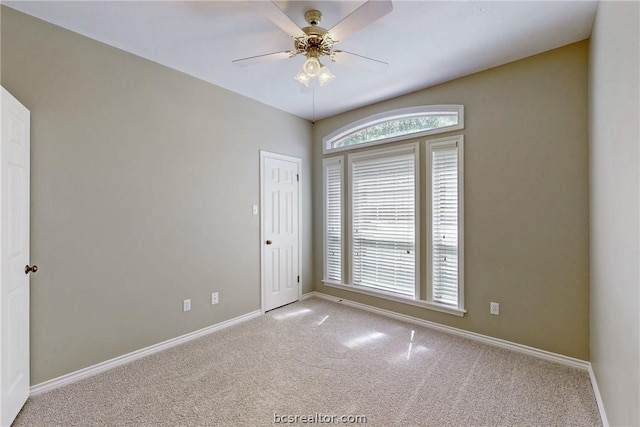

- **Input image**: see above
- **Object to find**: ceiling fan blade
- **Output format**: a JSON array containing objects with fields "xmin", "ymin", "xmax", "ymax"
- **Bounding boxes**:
[
  {"xmin": 328, "ymin": 0, "xmax": 393, "ymax": 42},
  {"xmin": 334, "ymin": 50, "xmax": 388, "ymax": 67},
  {"xmin": 232, "ymin": 51, "xmax": 293, "ymax": 67},
  {"xmin": 252, "ymin": 1, "xmax": 305, "ymax": 38}
]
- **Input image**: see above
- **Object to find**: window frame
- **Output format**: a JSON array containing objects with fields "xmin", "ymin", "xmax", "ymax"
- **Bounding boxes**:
[
  {"xmin": 323, "ymin": 105, "xmax": 464, "ymax": 154},
  {"xmin": 426, "ymin": 135, "xmax": 465, "ymax": 311},
  {"xmin": 347, "ymin": 143, "xmax": 421, "ymax": 299},
  {"xmin": 321, "ymin": 106, "xmax": 466, "ymax": 317},
  {"xmin": 322, "ymin": 156, "xmax": 344, "ymax": 284}
]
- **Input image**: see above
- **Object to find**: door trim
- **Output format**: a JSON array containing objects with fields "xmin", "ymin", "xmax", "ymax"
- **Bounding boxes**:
[{"xmin": 259, "ymin": 151, "xmax": 302, "ymax": 313}]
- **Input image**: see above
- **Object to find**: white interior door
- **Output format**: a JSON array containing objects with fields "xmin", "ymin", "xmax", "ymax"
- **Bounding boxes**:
[
  {"xmin": 261, "ymin": 152, "xmax": 300, "ymax": 312},
  {"xmin": 0, "ymin": 87, "xmax": 31, "ymax": 426}
]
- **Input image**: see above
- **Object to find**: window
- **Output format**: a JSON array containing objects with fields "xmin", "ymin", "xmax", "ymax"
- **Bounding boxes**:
[
  {"xmin": 428, "ymin": 136, "xmax": 464, "ymax": 309},
  {"xmin": 349, "ymin": 145, "xmax": 418, "ymax": 297},
  {"xmin": 323, "ymin": 157, "xmax": 343, "ymax": 283},
  {"xmin": 322, "ymin": 107, "xmax": 465, "ymax": 317},
  {"xmin": 324, "ymin": 105, "xmax": 463, "ymax": 153}
]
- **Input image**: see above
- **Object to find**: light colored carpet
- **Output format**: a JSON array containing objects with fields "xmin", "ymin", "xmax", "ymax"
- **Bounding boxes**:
[{"xmin": 14, "ymin": 298, "xmax": 601, "ymax": 426}]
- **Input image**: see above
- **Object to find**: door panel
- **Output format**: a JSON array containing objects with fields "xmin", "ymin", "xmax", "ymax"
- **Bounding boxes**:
[
  {"xmin": 1, "ymin": 87, "xmax": 31, "ymax": 426},
  {"xmin": 262, "ymin": 153, "xmax": 300, "ymax": 312}
]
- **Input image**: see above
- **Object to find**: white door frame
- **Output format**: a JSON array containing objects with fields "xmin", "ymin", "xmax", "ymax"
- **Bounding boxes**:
[{"xmin": 259, "ymin": 150, "xmax": 302, "ymax": 313}]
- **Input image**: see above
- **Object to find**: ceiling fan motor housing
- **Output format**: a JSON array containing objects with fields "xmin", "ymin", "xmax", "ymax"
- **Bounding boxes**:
[
  {"xmin": 304, "ymin": 10, "xmax": 322, "ymax": 26},
  {"xmin": 295, "ymin": 10, "xmax": 336, "ymax": 60}
]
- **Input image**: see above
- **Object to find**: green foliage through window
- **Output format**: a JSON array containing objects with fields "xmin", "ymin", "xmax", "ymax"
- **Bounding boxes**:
[{"xmin": 325, "ymin": 106, "xmax": 463, "ymax": 152}]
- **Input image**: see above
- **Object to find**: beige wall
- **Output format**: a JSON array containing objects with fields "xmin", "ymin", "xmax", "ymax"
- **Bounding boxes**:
[
  {"xmin": 1, "ymin": 7, "xmax": 313, "ymax": 384},
  {"xmin": 0, "ymin": 3, "xmax": 605, "ymax": 389},
  {"xmin": 589, "ymin": 2, "xmax": 640, "ymax": 426},
  {"xmin": 313, "ymin": 42, "xmax": 590, "ymax": 360}
]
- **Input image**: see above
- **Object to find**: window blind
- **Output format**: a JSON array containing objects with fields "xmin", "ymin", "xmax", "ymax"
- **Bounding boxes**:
[
  {"xmin": 352, "ymin": 151, "xmax": 416, "ymax": 297},
  {"xmin": 325, "ymin": 159, "xmax": 342, "ymax": 282},
  {"xmin": 431, "ymin": 145, "xmax": 459, "ymax": 306}
]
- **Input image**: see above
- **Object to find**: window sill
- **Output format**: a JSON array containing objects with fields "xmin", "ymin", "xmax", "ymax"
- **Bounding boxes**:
[{"xmin": 321, "ymin": 280, "xmax": 466, "ymax": 317}]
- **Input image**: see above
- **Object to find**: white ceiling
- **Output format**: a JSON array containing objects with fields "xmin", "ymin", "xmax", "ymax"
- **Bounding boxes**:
[{"xmin": 4, "ymin": 1, "xmax": 598, "ymax": 121}]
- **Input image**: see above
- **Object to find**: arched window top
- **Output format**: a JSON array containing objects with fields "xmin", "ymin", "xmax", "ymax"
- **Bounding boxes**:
[{"xmin": 323, "ymin": 105, "xmax": 464, "ymax": 153}]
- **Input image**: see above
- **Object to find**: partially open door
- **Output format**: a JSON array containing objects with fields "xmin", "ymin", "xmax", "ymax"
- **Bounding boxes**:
[{"xmin": 1, "ymin": 87, "xmax": 32, "ymax": 426}]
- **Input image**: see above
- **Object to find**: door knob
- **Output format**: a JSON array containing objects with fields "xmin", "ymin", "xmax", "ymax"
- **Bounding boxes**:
[
  {"xmin": 266, "ymin": 240, "xmax": 272, "ymax": 245},
  {"xmin": 25, "ymin": 264, "xmax": 38, "ymax": 275}
]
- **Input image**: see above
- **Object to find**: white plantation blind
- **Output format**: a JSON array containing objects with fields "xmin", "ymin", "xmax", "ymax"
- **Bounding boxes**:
[
  {"xmin": 431, "ymin": 143, "xmax": 459, "ymax": 306},
  {"xmin": 325, "ymin": 158, "xmax": 342, "ymax": 282},
  {"xmin": 351, "ymin": 149, "xmax": 416, "ymax": 297}
]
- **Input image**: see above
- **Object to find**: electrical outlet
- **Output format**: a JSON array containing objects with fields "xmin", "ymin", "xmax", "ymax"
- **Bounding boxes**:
[
  {"xmin": 183, "ymin": 299, "xmax": 191, "ymax": 312},
  {"xmin": 490, "ymin": 302, "xmax": 500, "ymax": 315},
  {"xmin": 211, "ymin": 292, "xmax": 219, "ymax": 305},
  {"xmin": 252, "ymin": 205, "xmax": 258, "ymax": 215}
]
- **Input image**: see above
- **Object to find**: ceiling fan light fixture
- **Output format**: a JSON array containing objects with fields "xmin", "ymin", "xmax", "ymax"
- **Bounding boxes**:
[
  {"xmin": 294, "ymin": 69, "xmax": 311, "ymax": 87},
  {"xmin": 295, "ymin": 56, "xmax": 335, "ymax": 87},
  {"xmin": 318, "ymin": 65, "xmax": 335, "ymax": 86},
  {"xmin": 302, "ymin": 56, "xmax": 321, "ymax": 77}
]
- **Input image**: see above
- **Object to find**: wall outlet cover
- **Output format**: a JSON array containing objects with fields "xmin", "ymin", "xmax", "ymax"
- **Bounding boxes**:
[{"xmin": 490, "ymin": 302, "xmax": 500, "ymax": 315}]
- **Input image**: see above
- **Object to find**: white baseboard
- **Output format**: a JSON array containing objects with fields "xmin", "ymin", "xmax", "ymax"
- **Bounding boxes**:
[
  {"xmin": 30, "ymin": 309, "xmax": 263, "ymax": 396},
  {"xmin": 306, "ymin": 291, "xmax": 590, "ymax": 370},
  {"xmin": 588, "ymin": 364, "xmax": 610, "ymax": 427},
  {"xmin": 300, "ymin": 292, "xmax": 316, "ymax": 301}
]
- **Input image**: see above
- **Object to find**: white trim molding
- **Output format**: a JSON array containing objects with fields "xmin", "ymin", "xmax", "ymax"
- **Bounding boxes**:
[
  {"xmin": 322, "ymin": 280, "xmax": 466, "ymax": 317},
  {"xmin": 30, "ymin": 309, "xmax": 262, "ymax": 396},
  {"xmin": 300, "ymin": 292, "xmax": 316, "ymax": 301},
  {"xmin": 587, "ymin": 364, "xmax": 610, "ymax": 427},
  {"xmin": 307, "ymin": 291, "xmax": 588, "ymax": 370}
]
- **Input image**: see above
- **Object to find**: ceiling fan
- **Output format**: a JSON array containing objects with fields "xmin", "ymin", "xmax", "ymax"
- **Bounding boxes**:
[{"xmin": 232, "ymin": 0, "xmax": 393, "ymax": 87}]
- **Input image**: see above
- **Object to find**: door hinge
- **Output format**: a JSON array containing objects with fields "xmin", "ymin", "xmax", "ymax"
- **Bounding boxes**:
[
  {"xmin": 297, "ymin": 275, "xmax": 300, "ymax": 283},
  {"xmin": 296, "ymin": 174, "xmax": 299, "ymax": 182}
]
